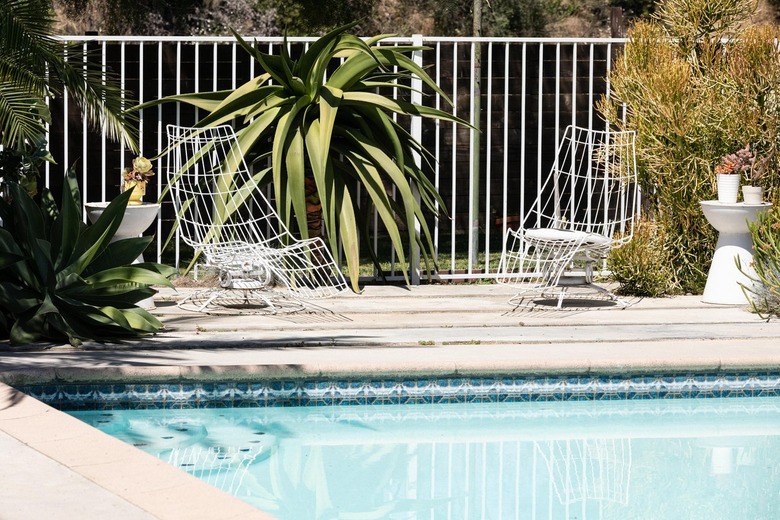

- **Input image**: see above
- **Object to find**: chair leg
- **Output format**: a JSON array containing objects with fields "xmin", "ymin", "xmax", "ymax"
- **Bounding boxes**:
[
  {"xmin": 195, "ymin": 288, "xmax": 226, "ymax": 313},
  {"xmin": 555, "ymin": 287, "xmax": 568, "ymax": 310},
  {"xmin": 178, "ymin": 287, "xmax": 306, "ymax": 315}
]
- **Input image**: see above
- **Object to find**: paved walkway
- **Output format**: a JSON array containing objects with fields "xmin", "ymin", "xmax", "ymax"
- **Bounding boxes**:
[
  {"xmin": 1, "ymin": 284, "xmax": 779, "ymax": 519},
  {"xmin": 2, "ymin": 285, "xmax": 779, "ymax": 381}
]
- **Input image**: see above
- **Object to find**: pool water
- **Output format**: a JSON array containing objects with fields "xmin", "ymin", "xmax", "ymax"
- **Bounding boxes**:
[{"xmin": 71, "ymin": 396, "xmax": 780, "ymax": 519}]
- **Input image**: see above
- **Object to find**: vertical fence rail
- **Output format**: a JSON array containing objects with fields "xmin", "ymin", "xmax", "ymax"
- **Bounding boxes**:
[{"xmin": 46, "ymin": 35, "xmax": 624, "ymax": 283}]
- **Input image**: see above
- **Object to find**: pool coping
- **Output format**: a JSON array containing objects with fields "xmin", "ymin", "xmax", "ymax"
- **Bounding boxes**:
[
  {"xmin": 0, "ymin": 381, "xmax": 270, "ymax": 520},
  {"xmin": 1, "ymin": 285, "xmax": 779, "ymax": 518}
]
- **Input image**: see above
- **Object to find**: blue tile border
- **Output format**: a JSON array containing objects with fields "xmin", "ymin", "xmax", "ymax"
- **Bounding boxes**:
[{"xmin": 17, "ymin": 372, "xmax": 780, "ymax": 411}]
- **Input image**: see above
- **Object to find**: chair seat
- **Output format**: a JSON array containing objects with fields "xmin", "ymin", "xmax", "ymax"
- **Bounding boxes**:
[{"xmin": 525, "ymin": 227, "xmax": 612, "ymax": 246}]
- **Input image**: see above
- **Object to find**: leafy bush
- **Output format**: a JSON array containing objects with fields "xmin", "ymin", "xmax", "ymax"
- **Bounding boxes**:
[
  {"xmin": 0, "ymin": 173, "xmax": 175, "ymax": 346},
  {"xmin": 600, "ymin": 0, "xmax": 780, "ymax": 296},
  {"xmin": 740, "ymin": 207, "xmax": 780, "ymax": 319},
  {"xmin": 0, "ymin": 137, "xmax": 52, "ymax": 197},
  {"xmin": 608, "ymin": 219, "xmax": 681, "ymax": 297}
]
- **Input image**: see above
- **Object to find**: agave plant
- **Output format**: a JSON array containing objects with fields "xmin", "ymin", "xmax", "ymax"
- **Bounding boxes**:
[
  {"xmin": 0, "ymin": 172, "xmax": 175, "ymax": 346},
  {"xmin": 139, "ymin": 24, "xmax": 466, "ymax": 291}
]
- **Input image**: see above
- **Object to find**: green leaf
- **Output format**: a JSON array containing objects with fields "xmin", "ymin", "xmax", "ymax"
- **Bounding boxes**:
[
  {"xmin": 284, "ymin": 124, "xmax": 307, "ymax": 239},
  {"xmin": 133, "ymin": 90, "xmax": 232, "ymax": 114},
  {"xmin": 304, "ymin": 119, "xmax": 338, "ymax": 255},
  {"xmin": 62, "ymin": 189, "xmax": 133, "ymax": 281},
  {"xmin": 336, "ymin": 182, "xmax": 360, "ymax": 292},
  {"xmin": 84, "ymin": 265, "xmax": 175, "ymax": 288},
  {"xmin": 85, "ymin": 236, "xmax": 153, "ymax": 274},
  {"xmin": 196, "ymin": 79, "xmax": 281, "ymax": 128},
  {"xmin": 340, "ymin": 148, "xmax": 410, "ymax": 282},
  {"xmin": 342, "ymin": 91, "xmax": 467, "ymax": 127},
  {"xmin": 51, "ymin": 168, "xmax": 83, "ymax": 269}
]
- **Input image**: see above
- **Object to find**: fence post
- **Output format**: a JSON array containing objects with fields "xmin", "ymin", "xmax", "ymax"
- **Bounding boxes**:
[
  {"xmin": 471, "ymin": 0, "xmax": 483, "ymax": 270},
  {"xmin": 411, "ymin": 34, "xmax": 423, "ymax": 285}
]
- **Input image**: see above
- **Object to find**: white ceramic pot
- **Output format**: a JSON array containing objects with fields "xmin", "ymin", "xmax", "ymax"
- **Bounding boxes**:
[
  {"xmin": 717, "ymin": 173, "xmax": 740, "ymax": 204},
  {"xmin": 742, "ymin": 185, "xmax": 764, "ymax": 205}
]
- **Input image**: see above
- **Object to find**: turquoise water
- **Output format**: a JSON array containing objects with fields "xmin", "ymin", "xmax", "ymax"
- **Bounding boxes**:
[{"xmin": 71, "ymin": 397, "xmax": 780, "ymax": 519}]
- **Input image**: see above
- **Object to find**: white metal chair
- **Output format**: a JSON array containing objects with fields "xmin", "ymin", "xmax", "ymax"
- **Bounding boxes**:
[
  {"xmin": 166, "ymin": 124, "xmax": 348, "ymax": 314},
  {"xmin": 498, "ymin": 125, "xmax": 638, "ymax": 309}
]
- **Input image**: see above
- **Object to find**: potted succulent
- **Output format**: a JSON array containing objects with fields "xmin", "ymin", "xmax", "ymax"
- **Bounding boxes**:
[
  {"xmin": 0, "ymin": 170, "xmax": 175, "ymax": 346},
  {"xmin": 743, "ymin": 150, "xmax": 770, "ymax": 205},
  {"xmin": 714, "ymin": 145, "xmax": 753, "ymax": 204},
  {"xmin": 121, "ymin": 155, "xmax": 155, "ymax": 204}
]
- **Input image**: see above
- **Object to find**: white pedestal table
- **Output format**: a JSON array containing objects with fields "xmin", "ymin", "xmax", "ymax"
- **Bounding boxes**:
[
  {"xmin": 700, "ymin": 200, "xmax": 771, "ymax": 305},
  {"xmin": 84, "ymin": 202, "xmax": 161, "ymax": 309}
]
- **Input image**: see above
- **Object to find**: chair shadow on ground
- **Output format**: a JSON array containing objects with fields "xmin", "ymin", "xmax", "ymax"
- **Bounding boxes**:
[
  {"xmin": 501, "ymin": 293, "xmax": 643, "ymax": 318},
  {"xmin": 158, "ymin": 293, "xmax": 353, "ymax": 324}
]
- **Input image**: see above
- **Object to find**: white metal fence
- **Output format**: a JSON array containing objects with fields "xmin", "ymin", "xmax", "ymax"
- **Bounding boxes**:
[{"xmin": 48, "ymin": 35, "xmax": 625, "ymax": 283}]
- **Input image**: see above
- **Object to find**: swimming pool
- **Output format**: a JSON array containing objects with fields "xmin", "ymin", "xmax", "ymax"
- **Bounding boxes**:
[{"xmin": 23, "ymin": 374, "xmax": 780, "ymax": 519}]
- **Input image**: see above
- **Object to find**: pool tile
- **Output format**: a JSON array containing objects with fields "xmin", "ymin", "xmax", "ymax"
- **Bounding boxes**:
[{"xmin": 18, "ymin": 372, "xmax": 780, "ymax": 410}]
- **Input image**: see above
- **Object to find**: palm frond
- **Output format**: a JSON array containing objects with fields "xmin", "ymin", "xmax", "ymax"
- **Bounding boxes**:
[
  {"xmin": 0, "ymin": 0, "xmax": 138, "ymax": 151},
  {"xmin": 0, "ymin": 78, "xmax": 50, "ymax": 149}
]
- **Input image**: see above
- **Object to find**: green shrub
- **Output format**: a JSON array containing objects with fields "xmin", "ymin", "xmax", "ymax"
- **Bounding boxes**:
[
  {"xmin": 608, "ymin": 219, "xmax": 681, "ymax": 297},
  {"xmin": 599, "ymin": 0, "xmax": 780, "ymax": 296},
  {"xmin": 0, "ymin": 172, "xmax": 175, "ymax": 346},
  {"xmin": 740, "ymin": 206, "xmax": 780, "ymax": 319},
  {"xmin": 139, "ymin": 24, "xmax": 467, "ymax": 291}
]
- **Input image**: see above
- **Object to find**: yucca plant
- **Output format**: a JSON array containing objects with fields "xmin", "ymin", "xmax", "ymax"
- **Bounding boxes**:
[
  {"xmin": 0, "ymin": 172, "xmax": 175, "ymax": 346},
  {"xmin": 139, "ymin": 24, "xmax": 467, "ymax": 291}
]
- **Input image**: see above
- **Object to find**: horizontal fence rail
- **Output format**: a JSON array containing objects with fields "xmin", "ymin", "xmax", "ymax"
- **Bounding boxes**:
[{"xmin": 44, "ymin": 35, "xmax": 626, "ymax": 284}]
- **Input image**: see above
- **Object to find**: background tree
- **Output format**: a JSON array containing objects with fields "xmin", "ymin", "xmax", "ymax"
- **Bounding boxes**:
[{"xmin": 50, "ymin": 0, "xmax": 671, "ymax": 37}]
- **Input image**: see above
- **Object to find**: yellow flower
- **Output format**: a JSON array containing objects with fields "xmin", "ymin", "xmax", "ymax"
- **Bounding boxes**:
[{"xmin": 133, "ymin": 156, "xmax": 153, "ymax": 174}]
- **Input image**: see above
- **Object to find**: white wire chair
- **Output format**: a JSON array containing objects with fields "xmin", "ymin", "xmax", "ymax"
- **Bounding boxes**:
[
  {"xmin": 498, "ymin": 125, "xmax": 639, "ymax": 309},
  {"xmin": 166, "ymin": 124, "xmax": 348, "ymax": 314}
]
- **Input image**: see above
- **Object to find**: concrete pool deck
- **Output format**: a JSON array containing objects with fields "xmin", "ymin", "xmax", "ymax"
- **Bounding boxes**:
[{"xmin": 1, "ymin": 284, "xmax": 779, "ymax": 519}]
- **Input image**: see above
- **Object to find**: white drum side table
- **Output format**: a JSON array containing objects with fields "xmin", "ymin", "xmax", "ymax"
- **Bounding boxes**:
[{"xmin": 700, "ymin": 200, "xmax": 771, "ymax": 305}]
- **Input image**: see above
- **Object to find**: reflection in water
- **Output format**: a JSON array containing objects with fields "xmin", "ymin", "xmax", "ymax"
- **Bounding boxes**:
[
  {"xmin": 539, "ymin": 438, "xmax": 632, "ymax": 506},
  {"xmin": 71, "ymin": 397, "xmax": 780, "ymax": 519}
]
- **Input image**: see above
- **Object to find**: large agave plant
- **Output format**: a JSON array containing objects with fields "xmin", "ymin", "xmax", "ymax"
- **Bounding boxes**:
[
  {"xmin": 0, "ymin": 173, "xmax": 175, "ymax": 346},
  {"xmin": 141, "ymin": 24, "xmax": 466, "ymax": 291}
]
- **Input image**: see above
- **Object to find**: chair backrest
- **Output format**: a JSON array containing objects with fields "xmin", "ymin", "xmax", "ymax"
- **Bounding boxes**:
[
  {"xmin": 526, "ymin": 125, "xmax": 638, "ymax": 245},
  {"xmin": 165, "ymin": 124, "xmax": 290, "ymax": 256}
]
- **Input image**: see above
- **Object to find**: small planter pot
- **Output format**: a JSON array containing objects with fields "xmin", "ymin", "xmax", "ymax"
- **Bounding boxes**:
[
  {"xmin": 742, "ymin": 185, "xmax": 764, "ymax": 205},
  {"xmin": 717, "ymin": 173, "xmax": 740, "ymax": 204},
  {"xmin": 122, "ymin": 180, "xmax": 146, "ymax": 205}
]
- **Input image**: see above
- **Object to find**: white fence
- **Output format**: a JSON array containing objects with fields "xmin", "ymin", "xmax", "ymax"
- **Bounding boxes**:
[{"xmin": 48, "ymin": 35, "xmax": 625, "ymax": 283}]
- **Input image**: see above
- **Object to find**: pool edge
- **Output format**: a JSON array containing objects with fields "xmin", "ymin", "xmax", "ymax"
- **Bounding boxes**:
[{"xmin": 0, "ymin": 382, "xmax": 274, "ymax": 520}]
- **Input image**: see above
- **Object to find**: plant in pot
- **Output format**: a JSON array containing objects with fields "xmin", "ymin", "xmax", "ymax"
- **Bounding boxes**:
[
  {"xmin": 121, "ymin": 155, "xmax": 155, "ymax": 204},
  {"xmin": 714, "ymin": 145, "xmax": 754, "ymax": 204},
  {"xmin": 135, "ymin": 23, "xmax": 468, "ymax": 292},
  {"xmin": 743, "ymin": 150, "xmax": 771, "ymax": 204}
]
